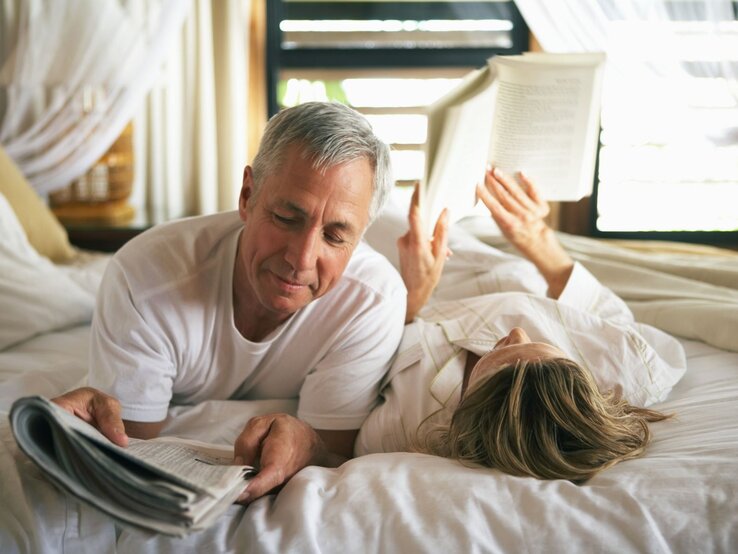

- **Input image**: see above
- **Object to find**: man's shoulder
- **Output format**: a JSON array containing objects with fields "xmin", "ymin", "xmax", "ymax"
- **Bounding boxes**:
[
  {"xmin": 119, "ymin": 211, "xmax": 240, "ymax": 254},
  {"xmin": 111, "ymin": 211, "xmax": 241, "ymax": 293},
  {"xmin": 342, "ymin": 241, "xmax": 406, "ymax": 299}
]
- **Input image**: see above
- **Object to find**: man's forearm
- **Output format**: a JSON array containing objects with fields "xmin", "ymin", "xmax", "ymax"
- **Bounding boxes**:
[{"xmin": 123, "ymin": 419, "xmax": 166, "ymax": 440}]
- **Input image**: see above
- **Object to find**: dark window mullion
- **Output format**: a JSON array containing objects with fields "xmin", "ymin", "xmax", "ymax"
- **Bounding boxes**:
[
  {"xmin": 279, "ymin": 47, "xmax": 520, "ymax": 69},
  {"xmin": 284, "ymin": 2, "xmax": 520, "ymax": 21}
]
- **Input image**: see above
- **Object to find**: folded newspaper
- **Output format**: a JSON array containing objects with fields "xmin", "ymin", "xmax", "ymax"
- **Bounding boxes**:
[{"xmin": 9, "ymin": 395, "xmax": 254, "ymax": 536}]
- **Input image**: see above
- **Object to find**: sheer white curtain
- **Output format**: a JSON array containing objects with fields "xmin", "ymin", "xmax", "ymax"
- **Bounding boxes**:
[
  {"xmin": 515, "ymin": 0, "xmax": 738, "ymax": 233},
  {"xmin": 0, "ymin": 0, "xmax": 251, "ymax": 220},
  {"xmin": 0, "ymin": 0, "xmax": 191, "ymax": 197},
  {"xmin": 514, "ymin": 0, "xmax": 738, "ymax": 136},
  {"xmin": 131, "ymin": 0, "xmax": 250, "ymax": 221}
]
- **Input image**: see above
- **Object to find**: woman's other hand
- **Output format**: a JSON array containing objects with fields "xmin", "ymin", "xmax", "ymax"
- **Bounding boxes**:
[
  {"xmin": 397, "ymin": 183, "xmax": 450, "ymax": 323},
  {"xmin": 476, "ymin": 168, "xmax": 573, "ymax": 299}
]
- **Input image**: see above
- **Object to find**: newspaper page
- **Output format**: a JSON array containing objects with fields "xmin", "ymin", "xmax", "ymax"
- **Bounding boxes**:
[{"xmin": 9, "ymin": 396, "xmax": 252, "ymax": 536}]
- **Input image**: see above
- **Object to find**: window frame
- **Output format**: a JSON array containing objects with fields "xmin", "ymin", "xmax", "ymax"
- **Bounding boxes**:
[
  {"xmin": 266, "ymin": 1, "xmax": 529, "ymax": 116},
  {"xmin": 588, "ymin": 3, "xmax": 738, "ymax": 245}
]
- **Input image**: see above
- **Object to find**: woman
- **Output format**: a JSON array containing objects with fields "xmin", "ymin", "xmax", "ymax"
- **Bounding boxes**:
[{"xmin": 357, "ymin": 168, "xmax": 686, "ymax": 482}]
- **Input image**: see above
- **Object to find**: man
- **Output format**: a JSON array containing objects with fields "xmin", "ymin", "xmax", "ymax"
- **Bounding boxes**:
[{"xmin": 53, "ymin": 102, "xmax": 408, "ymax": 502}]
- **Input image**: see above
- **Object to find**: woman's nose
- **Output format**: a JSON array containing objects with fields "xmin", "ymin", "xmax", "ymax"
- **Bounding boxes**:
[{"xmin": 507, "ymin": 327, "xmax": 530, "ymax": 344}]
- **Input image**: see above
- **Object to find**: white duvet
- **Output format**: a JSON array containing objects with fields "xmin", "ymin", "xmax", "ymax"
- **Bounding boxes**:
[{"xmin": 1, "ymin": 197, "xmax": 738, "ymax": 553}]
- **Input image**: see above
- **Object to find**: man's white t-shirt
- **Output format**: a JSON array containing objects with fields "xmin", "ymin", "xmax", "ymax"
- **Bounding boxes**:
[{"xmin": 88, "ymin": 211, "xmax": 406, "ymax": 429}]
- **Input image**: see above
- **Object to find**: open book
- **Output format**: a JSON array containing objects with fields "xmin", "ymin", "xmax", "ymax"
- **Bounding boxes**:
[
  {"xmin": 422, "ymin": 52, "xmax": 606, "ymax": 231},
  {"xmin": 9, "ymin": 396, "xmax": 253, "ymax": 536}
]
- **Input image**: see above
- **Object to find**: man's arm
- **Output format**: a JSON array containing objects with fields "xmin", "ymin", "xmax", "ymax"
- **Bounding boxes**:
[
  {"xmin": 53, "ymin": 387, "xmax": 167, "ymax": 441},
  {"xmin": 123, "ymin": 419, "xmax": 166, "ymax": 439},
  {"xmin": 232, "ymin": 414, "xmax": 357, "ymax": 503}
]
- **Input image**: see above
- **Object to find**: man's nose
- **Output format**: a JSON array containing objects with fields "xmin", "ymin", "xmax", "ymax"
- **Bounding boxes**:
[{"xmin": 285, "ymin": 229, "xmax": 319, "ymax": 271}]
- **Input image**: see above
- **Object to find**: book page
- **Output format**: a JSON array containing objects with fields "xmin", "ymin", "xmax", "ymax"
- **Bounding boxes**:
[
  {"xmin": 423, "ymin": 66, "xmax": 497, "ymax": 232},
  {"xmin": 424, "ymin": 83, "xmax": 497, "ymax": 230},
  {"xmin": 489, "ymin": 54, "xmax": 604, "ymax": 201}
]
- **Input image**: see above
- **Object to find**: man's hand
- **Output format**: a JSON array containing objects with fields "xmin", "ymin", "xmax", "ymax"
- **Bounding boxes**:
[
  {"xmin": 52, "ymin": 387, "xmax": 129, "ymax": 447},
  {"xmin": 477, "ymin": 167, "xmax": 574, "ymax": 299},
  {"xmin": 397, "ymin": 182, "xmax": 450, "ymax": 323},
  {"xmin": 233, "ymin": 413, "xmax": 347, "ymax": 504}
]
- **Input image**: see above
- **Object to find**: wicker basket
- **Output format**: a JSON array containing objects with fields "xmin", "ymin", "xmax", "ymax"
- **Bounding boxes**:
[{"xmin": 51, "ymin": 122, "xmax": 135, "ymax": 224}]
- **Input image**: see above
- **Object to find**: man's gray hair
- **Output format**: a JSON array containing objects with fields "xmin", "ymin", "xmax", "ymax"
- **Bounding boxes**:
[{"xmin": 251, "ymin": 102, "xmax": 393, "ymax": 224}]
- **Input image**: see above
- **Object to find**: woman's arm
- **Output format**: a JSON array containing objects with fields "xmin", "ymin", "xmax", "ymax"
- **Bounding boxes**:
[
  {"xmin": 476, "ymin": 168, "xmax": 574, "ymax": 299},
  {"xmin": 396, "ymin": 169, "xmax": 573, "ymax": 319}
]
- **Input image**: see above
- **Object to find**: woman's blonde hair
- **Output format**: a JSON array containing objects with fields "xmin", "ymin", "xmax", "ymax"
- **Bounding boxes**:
[{"xmin": 423, "ymin": 358, "xmax": 670, "ymax": 482}]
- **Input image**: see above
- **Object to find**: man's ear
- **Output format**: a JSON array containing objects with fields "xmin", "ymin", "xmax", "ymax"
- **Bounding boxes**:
[{"xmin": 239, "ymin": 166, "xmax": 256, "ymax": 222}]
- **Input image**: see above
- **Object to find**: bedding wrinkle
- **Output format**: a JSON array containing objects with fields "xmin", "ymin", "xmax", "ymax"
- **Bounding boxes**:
[{"xmin": 1, "ymin": 191, "xmax": 738, "ymax": 552}]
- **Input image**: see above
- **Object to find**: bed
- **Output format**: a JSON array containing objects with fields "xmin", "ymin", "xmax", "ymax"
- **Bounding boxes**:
[{"xmin": 1, "ymin": 190, "xmax": 738, "ymax": 553}]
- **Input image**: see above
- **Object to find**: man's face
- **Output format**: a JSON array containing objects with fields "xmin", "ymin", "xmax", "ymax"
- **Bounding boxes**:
[{"xmin": 237, "ymin": 144, "xmax": 374, "ymax": 322}]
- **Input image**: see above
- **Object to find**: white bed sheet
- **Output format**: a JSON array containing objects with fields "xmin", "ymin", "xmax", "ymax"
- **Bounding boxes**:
[
  {"xmin": 1, "ymin": 206, "xmax": 737, "ymax": 553},
  {"xmin": 1, "ymin": 333, "xmax": 737, "ymax": 553}
]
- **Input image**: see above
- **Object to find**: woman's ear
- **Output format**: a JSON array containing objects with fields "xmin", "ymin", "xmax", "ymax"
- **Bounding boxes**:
[{"xmin": 239, "ymin": 166, "xmax": 255, "ymax": 221}]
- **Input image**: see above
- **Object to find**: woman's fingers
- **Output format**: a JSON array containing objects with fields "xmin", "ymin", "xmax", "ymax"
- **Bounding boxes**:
[
  {"xmin": 485, "ymin": 168, "xmax": 523, "ymax": 216},
  {"xmin": 406, "ymin": 182, "xmax": 425, "ymax": 240},
  {"xmin": 486, "ymin": 167, "xmax": 550, "ymax": 220},
  {"xmin": 476, "ymin": 182, "xmax": 516, "ymax": 232},
  {"xmin": 516, "ymin": 170, "xmax": 549, "ymax": 218},
  {"xmin": 490, "ymin": 167, "xmax": 543, "ymax": 217},
  {"xmin": 430, "ymin": 208, "xmax": 450, "ymax": 261}
]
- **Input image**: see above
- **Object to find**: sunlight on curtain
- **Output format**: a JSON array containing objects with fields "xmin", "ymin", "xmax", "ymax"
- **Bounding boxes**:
[
  {"xmin": 130, "ymin": 0, "xmax": 251, "ymax": 221},
  {"xmin": 514, "ymin": 0, "xmax": 738, "ymax": 233},
  {"xmin": 0, "ymin": 0, "xmax": 191, "ymax": 197}
]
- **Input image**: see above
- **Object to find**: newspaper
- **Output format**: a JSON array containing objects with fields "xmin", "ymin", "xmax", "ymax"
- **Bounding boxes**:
[{"xmin": 9, "ymin": 396, "xmax": 253, "ymax": 536}]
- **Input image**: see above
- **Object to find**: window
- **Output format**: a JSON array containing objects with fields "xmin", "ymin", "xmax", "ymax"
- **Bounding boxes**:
[
  {"xmin": 592, "ymin": 9, "xmax": 738, "ymax": 243},
  {"xmin": 266, "ymin": 1, "xmax": 528, "ymax": 187}
]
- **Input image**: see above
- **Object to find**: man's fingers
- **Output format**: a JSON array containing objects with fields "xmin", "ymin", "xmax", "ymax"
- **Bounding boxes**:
[
  {"xmin": 90, "ymin": 394, "xmax": 128, "ymax": 447},
  {"xmin": 52, "ymin": 387, "xmax": 129, "ymax": 447},
  {"xmin": 237, "ymin": 462, "xmax": 285, "ymax": 504},
  {"xmin": 234, "ymin": 416, "xmax": 275, "ymax": 466}
]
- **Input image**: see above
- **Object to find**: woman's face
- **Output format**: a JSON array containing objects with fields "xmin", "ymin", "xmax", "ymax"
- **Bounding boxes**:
[{"xmin": 466, "ymin": 327, "xmax": 567, "ymax": 393}]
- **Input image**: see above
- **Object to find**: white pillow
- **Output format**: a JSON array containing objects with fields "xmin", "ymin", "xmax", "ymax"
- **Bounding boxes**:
[{"xmin": 0, "ymin": 192, "xmax": 95, "ymax": 350}]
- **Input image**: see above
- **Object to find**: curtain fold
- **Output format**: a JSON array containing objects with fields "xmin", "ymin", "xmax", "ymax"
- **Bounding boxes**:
[
  {"xmin": 131, "ymin": 0, "xmax": 251, "ymax": 221},
  {"xmin": 0, "ymin": 0, "xmax": 192, "ymax": 197},
  {"xmin": 1, "ymin": 0, "xmax": 253, "ymax": 221},
  {"xmin": 514, "ymin": 0, "xmax": 737, "ymax": 104}
]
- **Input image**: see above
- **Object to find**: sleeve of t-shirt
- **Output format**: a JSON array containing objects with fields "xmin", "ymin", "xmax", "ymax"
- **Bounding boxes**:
[
  {"xmin": 87, "ymin": 258, "xmax": 176, "ymax": 423},
  {"xmin": 297, "ymin": 282, "xmax": 407, "ymax": 431}
]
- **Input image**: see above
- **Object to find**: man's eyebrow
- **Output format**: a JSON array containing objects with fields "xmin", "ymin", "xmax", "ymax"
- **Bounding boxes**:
[
  {"xmin": 276, "ymin": 200, "xmax": 358, "ymax": 234},
  {"xmin": 327, "ymin": 220, "xmax": 356, "ymax": 234},
  {"xmin": 277, "ymin": 200, "xmax": 308, "ymax": 217}
]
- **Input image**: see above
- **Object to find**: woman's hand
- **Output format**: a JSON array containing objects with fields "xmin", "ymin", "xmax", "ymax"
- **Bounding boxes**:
[
  {"xmin": 397, "ymin": 183, "xmax": 450, "ymax": 323},
  {"xmin": 476, "ymin": 168, "xmax": 574, "ymax": 299},
  {"xmin": 476, "ymin": 167, "xmax": 551, "ymax": 257}
]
